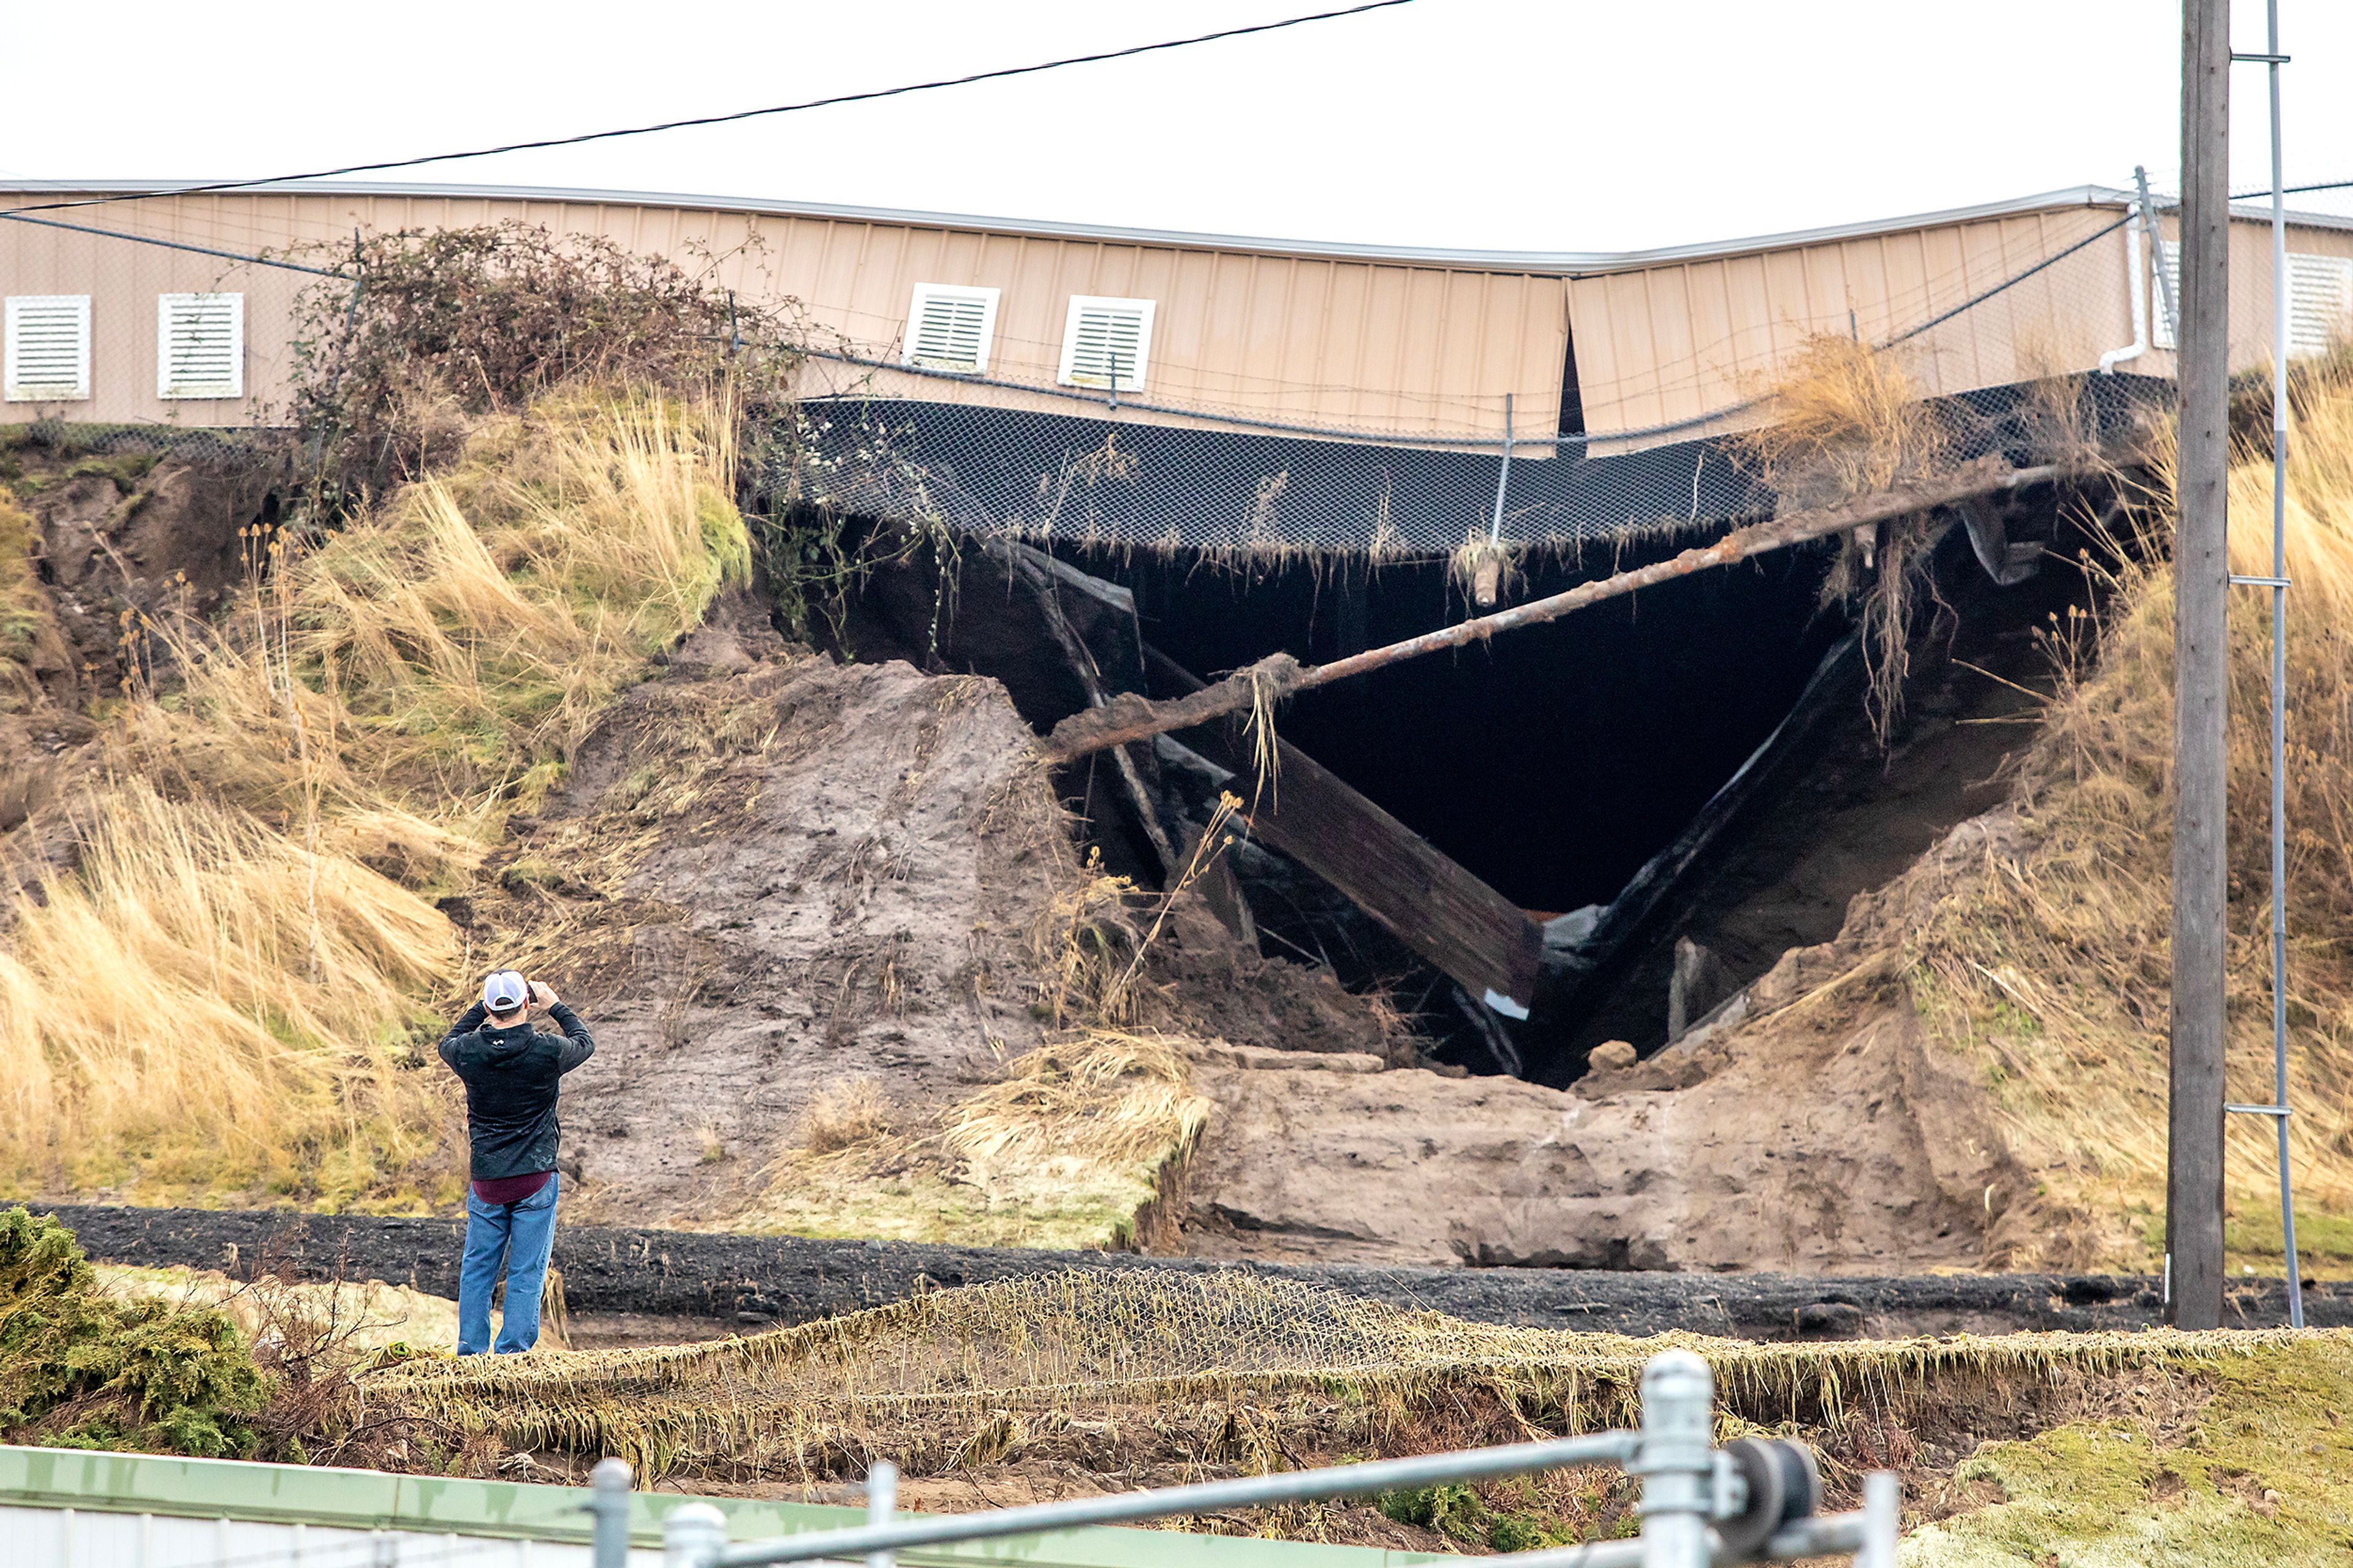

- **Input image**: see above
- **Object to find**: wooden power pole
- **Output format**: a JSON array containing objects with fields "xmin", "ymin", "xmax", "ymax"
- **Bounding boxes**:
[{"xmin": 2169, "ymin": 0, "xmax": 2232, "ymax": 1331}]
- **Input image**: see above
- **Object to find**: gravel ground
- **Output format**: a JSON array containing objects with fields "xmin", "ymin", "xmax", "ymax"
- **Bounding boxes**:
[{"xmin": 37, "ymin": 1203, "xmax": 2336, "ymax": 1340}]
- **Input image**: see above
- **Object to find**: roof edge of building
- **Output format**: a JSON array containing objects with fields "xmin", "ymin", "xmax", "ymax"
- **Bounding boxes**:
[
  {"xmin": 2, "ymin": 178, "xmax": 2163, "ymax": 274},
  {"xmin": 10, "ymin": 179, "xmax": 2346, "ymax": 270}
]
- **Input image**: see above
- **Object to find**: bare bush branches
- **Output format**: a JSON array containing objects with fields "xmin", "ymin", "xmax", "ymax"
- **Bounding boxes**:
[{"xmin": 285, "ymin": 223, "xmax": 803, "ymax": 502}]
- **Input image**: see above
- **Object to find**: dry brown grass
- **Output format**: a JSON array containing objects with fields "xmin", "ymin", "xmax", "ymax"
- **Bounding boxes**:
[
  {"xmin": 1738, "ymin": 335, "xmax": 1961, "ymax": 737},
  {"xmin": 740, "ymin": 1029, "xmax": 1210, "ymax": 1253},
  {"xmin": 1740, "ymin": 335, "xmax": 1952, "ymax": 507},
  {"xmin": 797, "ymin": 1079, "xmax": 895, "ymax": 1155},
  {"xmin": 0, "ymin": 388, "xmax": 748, "ymax": 1205},
  {"xmin": 945, "ymin": 1029, "xmax": 1210, "ymax": 1174},
  {"xmin": 131, "ymin": 389, "xmax": 747, "ymax": 836},
  {"xmin": 1902, "ymin": 353, "xmax": 2353, "ymax": 1270},
  {"xmin": 95, "ymin": 1263, "xmax": 469, "ymax": 1354},
  {"xmin": 0, "ymin": 780, "xmax": 458, "ymax": 1203}
]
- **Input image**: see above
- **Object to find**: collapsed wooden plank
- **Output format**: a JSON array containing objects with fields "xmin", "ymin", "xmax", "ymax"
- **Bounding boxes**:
[
  {"xmin": 1042, "ymin": 458, "xmax": 2066, "ymax": 764},
  {"xmin": 1150, "ymin": 648, "xmax": 1542, "ymax": 1015}
]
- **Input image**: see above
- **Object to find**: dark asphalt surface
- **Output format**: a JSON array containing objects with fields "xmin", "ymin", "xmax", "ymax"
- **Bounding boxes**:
[{"xmin": 39, "ymin": 1203, "xmax": 2336, "ymax": 1340}]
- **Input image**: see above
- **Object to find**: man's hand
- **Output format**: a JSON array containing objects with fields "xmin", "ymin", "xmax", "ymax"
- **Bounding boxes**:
[{"xmin": 529, "ymin": 980, "xmax": 561, "ymax": 1012}]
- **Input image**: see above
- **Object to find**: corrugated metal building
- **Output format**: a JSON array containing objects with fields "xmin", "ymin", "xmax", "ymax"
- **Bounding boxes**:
[{"xmin": 6, "ymin": 178, "xmax": 2350, "ymax": 454}]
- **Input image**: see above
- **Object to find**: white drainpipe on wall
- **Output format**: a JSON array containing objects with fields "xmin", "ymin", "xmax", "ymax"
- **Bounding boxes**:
[{"xmin": 2097, "ymin": 193, "xmax": 2151, "ymax": 376}]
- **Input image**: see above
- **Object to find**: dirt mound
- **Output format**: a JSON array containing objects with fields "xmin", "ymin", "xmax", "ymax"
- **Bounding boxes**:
[
  {"xmin": 450, "ymin": 623, "xmax": 1064, "ymax": 1225},
  {"xmin": 447, "ymin": 593, "xmax": 1401, "ymax": 1238},
  {"xmin": 4, "ymin": 452, "xmax": 271, "ymax": 698},
  {"xmin": 1181, "ymin": 808, "xmax": 2036, "ymax": 1273}
]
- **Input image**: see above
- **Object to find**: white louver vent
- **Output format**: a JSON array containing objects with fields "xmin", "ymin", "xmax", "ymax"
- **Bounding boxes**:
[
  {"xmin": 157, "ymin": 292, "xmax": 244, "ymax": 399},
  {"xmin": 1058, "ymin": 296, "xmax": 1154, "ymax": 392},
  {"xmin": 903, "ymin": 283, "xmax": 999, "ymax": 374},
  {"xmin": 2287, "ymin": 252, "xmax": 2353, "ymax": 360},
  {"xmin": 4, "ymin": 295, "xmax": 92, "ymax": 403},
  {"xmin": 2151, "ymin": 240, "xmax": 2182, "ymax": 352}
]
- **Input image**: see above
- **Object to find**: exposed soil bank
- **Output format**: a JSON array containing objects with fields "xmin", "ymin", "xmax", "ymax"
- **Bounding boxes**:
[
  {"xmin": 34, "ymin": 1203, "xmax": 2339, "ymax": 1339},
  {"xmin": 1559, "ymin": 528, "xmax": 2088, "ymax": 1060}
]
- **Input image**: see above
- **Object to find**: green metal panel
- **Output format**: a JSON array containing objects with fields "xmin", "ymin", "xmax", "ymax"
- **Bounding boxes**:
[{"xmin": 0, "ymin": 1447, "xmax": 1448, "ymax": 1568}]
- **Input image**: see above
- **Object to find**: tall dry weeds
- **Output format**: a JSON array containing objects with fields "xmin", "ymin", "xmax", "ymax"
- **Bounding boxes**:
[
  {"xmin": 0, "ymin": 389, "xmax": 748, "ymax": 1203},
  {"xmin": 133, "ymin": 389, "xmax": 746, "ymax": 835},
  {"xmin": 1906, "ymin": 352, "xmax": 2353, "ymax": 1270},
  {"xmin": 1738, "ymin": 336, "xmax": 1958, "ymax": 738},
  {"xmin": 0, "ymin": 781, "xmax": 457, "ymax": 1201}
]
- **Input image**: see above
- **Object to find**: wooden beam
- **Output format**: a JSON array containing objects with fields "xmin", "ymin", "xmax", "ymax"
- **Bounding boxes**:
[
  {"xmin": 2168, "ymin": 0, "xmax": 2230, "ymax": 1332},
  {"xmin": 1150, "ymin": 648, "xmax": 1542, "ymax": 1012}
]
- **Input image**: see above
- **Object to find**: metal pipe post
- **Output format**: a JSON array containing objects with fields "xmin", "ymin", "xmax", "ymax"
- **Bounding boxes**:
[
  {"xmin": 2169, "ymin": 0, "xmax": 2232, "ymax": 1332},
  {"xmin": 865, "ymin": 1461, "xmax": 899, "ymax": 1568},
  {"xmin": 1489, "ymin": 393, "xmax": 1515, "ymax": 542},
  {"xmin": 2140, "ymin": 165, "xmax": 2178, "ymax": 347},
  {"xmin": 1854, "ymin": 1472, "xmax": 1899, "ymax": 1568},
  {"xmin": 665, "ymin": 1504, "xmax": 729, "ymax": 1568},
  {"xmin": 1633, "ymin": 1350, "xmax": 1715, "ymax": 1568},
  {"xmin": 589, "ymin": 1458, "xmax": 634, "ymax": 1568},
  {"xmin": 2261, "ymin": 0, "xmax": 2305, "ymax": 1333}
]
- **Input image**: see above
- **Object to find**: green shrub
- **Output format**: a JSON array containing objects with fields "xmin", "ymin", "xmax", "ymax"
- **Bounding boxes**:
[
  {"xmin": 1376, "ymin": 1483, "xmax": 1486, "ymax": 1540},
  {"xmin": 0, "ymin": 1208, "xmax": 265, "ymax": 1456}
]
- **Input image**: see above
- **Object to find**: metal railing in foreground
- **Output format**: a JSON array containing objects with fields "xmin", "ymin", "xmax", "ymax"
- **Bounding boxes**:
[{"xmin": 649, "ymin": 1350, "xmax": 1899, "ymax": 1568}]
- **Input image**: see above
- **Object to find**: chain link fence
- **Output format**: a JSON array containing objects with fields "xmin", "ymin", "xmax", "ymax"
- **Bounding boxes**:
[{"xmin": 767, "ymin": 202, "xmax": 2183, "ymax": 556}]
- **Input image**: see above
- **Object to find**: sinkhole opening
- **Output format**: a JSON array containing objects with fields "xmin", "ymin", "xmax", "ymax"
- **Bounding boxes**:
[{"xmin": 824, "ymin": 485, "xmax": 2108, "ymax": 1083}]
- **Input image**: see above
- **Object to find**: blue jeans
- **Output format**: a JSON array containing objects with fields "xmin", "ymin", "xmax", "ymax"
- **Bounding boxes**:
[{"xmin": 457, "ymin": 1174, "xmax": 559, "ymax": 1355}]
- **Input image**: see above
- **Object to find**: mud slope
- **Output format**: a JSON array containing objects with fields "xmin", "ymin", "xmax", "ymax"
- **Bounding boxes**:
[
  {"xmin": 459, "ymin": 600, "xmax": 1398, "ymax": 1230},
  {"xmin": 453, "ymin": 615, "xmax": 1058, "ymax": 1224},
  {"xmin": 1186, "ymin": 817, "xmax": 2023, "ymax": 1273}
]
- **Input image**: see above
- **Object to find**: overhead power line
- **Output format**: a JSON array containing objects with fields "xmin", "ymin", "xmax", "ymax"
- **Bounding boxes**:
[
  {"xmin": 2229, "ymin": 176, "xmax": 2353, "ymax": 199},
  {"xmin": 6, "ymin": 0, "xmax": 1421, "ymax": 216}
]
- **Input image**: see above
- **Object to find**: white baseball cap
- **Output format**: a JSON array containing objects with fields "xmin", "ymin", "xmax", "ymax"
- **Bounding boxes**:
[{"xmin": 482, "ymin": 971, "xmax": 529, "ymax": 1013}]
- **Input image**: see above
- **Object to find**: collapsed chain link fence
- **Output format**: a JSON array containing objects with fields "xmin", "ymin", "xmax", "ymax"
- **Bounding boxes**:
[{"xmin": 762, "ymin": 203, "xmax": 2185, "ymax": 556}]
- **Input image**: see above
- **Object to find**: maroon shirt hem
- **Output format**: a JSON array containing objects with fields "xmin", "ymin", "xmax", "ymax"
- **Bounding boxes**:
[{"xmin": 471, "ymin": 1170, "xmax": 554, "ymax": 1205}]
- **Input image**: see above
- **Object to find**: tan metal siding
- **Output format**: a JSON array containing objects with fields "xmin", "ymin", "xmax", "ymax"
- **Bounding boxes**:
[
  {"xmin": 10, "ymin": 187, "xmax": 2347, "ymax": 446},
  {"xmin": 1, "ymin": 192, "xmax": 1574, "ymax": 436},
  {"xmin": 1566, "ymin": 205, "xmax": 2140, "ymax": 444}
]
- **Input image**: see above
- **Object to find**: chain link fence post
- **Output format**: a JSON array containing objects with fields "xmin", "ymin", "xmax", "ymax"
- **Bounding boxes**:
[
  {"xmin": 589, "ymin": 1456, "xmax": 634, "ymax": 1568},
  {"xmin": 665, "ymin": 1503, "xmax": 728, "ymax": 1568},
  {"xmin": 1633, "ymin": 1349, "xmax": 1715, "ymax": 1568},
  {"xmin": 865, "ymin": 1460, "xmax": 899, "ymax": 1568}
]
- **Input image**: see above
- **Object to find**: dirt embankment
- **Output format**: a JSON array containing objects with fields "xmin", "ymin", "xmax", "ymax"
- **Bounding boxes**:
[
  {"xmin": 443, "ymin": 592, "xmax": 1404, "ymax": 1233},
  {"xmin": 1182, "ymin": 813, "xmax": 2029, "ymax": 1273},
  {"xmin": 1, "ymin": 446, "xmax": 275, "ymax": 844}
]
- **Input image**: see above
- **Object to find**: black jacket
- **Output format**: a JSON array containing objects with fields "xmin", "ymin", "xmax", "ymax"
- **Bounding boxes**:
[{"xmin": 438, "ymin": 1002, "xmax": 596, "ymax": 1181}]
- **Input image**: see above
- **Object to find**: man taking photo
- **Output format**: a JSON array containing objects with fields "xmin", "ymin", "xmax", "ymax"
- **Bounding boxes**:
[{"xmin": 439, "ymin": 970, "xmax": 595, "ymax": 1355}]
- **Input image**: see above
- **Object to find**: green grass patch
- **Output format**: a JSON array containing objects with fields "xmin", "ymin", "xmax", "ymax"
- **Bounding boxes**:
[{"xmin": 1906, "ymin": 1335, "xmax": 2353, "ymax": 1566}]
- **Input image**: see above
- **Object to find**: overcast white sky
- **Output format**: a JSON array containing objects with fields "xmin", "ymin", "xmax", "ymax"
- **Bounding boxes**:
[{"xmin": 7, "ymin": 1, "xmax": 2349, "ymax": 254}]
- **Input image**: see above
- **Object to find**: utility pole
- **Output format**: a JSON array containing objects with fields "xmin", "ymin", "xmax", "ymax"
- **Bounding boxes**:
[{"xmin": 2169, "ymin": 0, "xmax": 2231, "ymax": 1332}]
